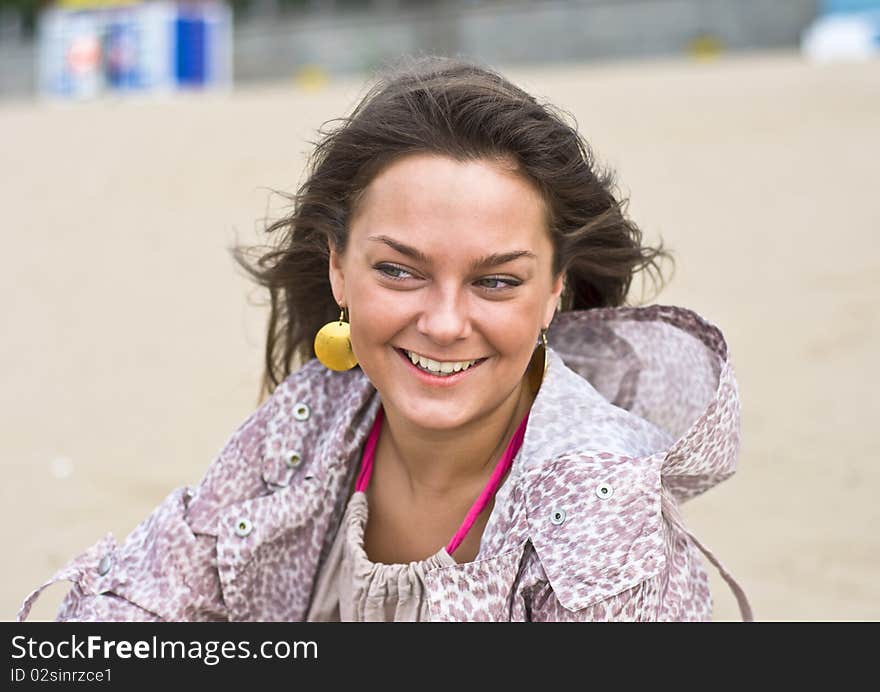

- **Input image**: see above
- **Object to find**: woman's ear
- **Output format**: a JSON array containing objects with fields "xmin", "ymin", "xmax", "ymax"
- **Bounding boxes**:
[
  {"xmin": 542, "ymin": 272, "xmax": 565, "ymax": 328},
  {"xmin": 327, "ymin": 239, "xmax": 346, "ymax": 307}
]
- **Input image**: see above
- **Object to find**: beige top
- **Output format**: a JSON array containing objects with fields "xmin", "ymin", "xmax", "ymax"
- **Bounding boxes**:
[{"xmin": 305, "ymin": 491, "xmax": 457, "ymax": 622}]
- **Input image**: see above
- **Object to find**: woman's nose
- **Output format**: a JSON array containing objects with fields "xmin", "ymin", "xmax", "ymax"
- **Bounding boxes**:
[{"xmin": 416, "ymin": 288, "xmax": 471, "ymax": 345}]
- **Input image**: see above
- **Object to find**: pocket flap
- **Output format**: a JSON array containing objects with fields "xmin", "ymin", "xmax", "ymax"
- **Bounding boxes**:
[{"xmin": 525, "ymin": 451, "xmax": 666, "ymax": 611}]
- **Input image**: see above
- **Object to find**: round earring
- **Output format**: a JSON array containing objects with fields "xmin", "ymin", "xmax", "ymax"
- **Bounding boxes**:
[{"xmin": 314, "ymin": 306, "xmax": 358, "ymax": 371}]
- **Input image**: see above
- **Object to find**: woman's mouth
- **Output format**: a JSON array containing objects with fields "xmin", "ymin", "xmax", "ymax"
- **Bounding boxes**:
[{"xmin": 395, "ymin": 348, "xmax": 487, "ymax": 381}]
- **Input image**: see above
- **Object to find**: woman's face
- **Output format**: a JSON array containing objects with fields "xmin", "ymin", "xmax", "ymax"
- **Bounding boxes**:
[{"xmin": 329, "ymin": 152, "xmax": 563, "ymax": 432}]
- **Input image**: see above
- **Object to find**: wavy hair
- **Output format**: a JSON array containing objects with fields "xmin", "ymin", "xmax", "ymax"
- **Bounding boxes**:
[{"xmin": 233, "ymin": 55, "xmax": 674, "ymax": 401}]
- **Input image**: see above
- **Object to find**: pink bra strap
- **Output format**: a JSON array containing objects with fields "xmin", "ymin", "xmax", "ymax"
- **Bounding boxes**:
[
  {"xmin": 354, "ymin": 405, "xmax": 384, "ymax": 492},
  {"xmin": 446, "ymin": 411, "xmax": 529, "ymax": 556}
]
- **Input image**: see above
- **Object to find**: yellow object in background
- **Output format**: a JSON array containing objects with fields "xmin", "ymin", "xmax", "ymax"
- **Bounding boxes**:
[
  {"xmin": 687, "ymin": 33, "xmax": 724, "ymax": 60},
  {"xmin": 294, "ymin": 65, "xmax": 330, "ymax": 92}
]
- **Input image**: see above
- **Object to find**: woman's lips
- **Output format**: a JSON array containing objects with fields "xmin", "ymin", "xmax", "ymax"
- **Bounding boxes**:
[{"xmin": 394, "ymin": 348, "xmax": 487, "ymax": 386}]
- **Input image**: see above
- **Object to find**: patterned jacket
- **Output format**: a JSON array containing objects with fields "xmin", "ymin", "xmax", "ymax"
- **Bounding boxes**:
[{"xmin": 18, "ymin": 304, "xmax": 753, "ymax": 622}]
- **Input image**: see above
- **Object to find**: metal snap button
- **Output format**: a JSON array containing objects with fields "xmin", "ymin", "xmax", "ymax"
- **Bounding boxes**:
[
  {"xmin": 596, "ymin": 483, "xmax": 614, "ymax": 500},
  {"xmin": 97, "ymin": 554, "xmax": 113, "ymax": 576},
  {"xmin": 550, "ymin": 508, "xmax": 566, "ymax": 525},
  {"xmin": 234, "ymin": 518, "xmax": 253, "ymax": 537},
  {"xmin": 286, "ymin": 451, "xmax": 302, "ymax": 468},
  {"xmin": 293, "ymin": 403, "xmax": 310, "ymax": 421}
]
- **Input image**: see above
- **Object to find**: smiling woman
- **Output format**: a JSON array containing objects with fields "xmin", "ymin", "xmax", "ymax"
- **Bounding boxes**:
[
  {"xmin": 18, "ymin": 55, "xmax": 753, "ymax": 622},
  {"xmin": 331, "ymin": 154, "xmax": 559, "ymax": 435}
]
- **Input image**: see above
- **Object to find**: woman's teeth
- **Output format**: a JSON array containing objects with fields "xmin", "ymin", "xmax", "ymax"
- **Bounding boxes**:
[{"xmin": 404, "ymin": 350, "xmax": 478, "ymax": 376}]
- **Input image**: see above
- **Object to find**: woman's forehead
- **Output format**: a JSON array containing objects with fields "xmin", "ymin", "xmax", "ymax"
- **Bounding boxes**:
[{"xmin": 349, "ymin": 153, "xmax": 551, "ymax": 256}]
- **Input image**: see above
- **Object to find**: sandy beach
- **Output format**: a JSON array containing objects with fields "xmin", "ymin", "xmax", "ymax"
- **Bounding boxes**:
[{"xmin": 2, "ymin": 50, "xmax": 878, "ymax": 621}]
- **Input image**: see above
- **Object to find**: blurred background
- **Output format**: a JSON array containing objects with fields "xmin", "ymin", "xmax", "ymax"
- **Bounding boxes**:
[{"xmin": 2, "ymin": 0, "xmax": 878, "ymax": 621}]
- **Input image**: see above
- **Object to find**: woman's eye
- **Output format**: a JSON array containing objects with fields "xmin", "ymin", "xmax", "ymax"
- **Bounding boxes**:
[
  {"xmin": 375, "ymin": 264, "xmax": 414, "ymax": 281},
  {"xmin": 476, "ymin": 276, "xmax": 520, "ymax": 290}
]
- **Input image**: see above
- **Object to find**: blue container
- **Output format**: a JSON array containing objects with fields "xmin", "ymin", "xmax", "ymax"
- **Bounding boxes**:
[{"xmin": 175, "ymin": 12, "xmax": 206, "ymax": 86}]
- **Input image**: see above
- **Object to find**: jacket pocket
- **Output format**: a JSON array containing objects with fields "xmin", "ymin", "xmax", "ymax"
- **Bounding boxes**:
[
  {"xmin": 424, "ymin": 544, "xmax": 529, "ymax": 621},
  {"xmin": 524, "ymin": 451, "xmax": 667, "ymax": 612}
]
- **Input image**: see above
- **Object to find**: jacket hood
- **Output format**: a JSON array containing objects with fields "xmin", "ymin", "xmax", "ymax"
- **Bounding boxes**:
[{"xmin": 543, "ymin": 304, "xmax": 741, "ymax": 502}]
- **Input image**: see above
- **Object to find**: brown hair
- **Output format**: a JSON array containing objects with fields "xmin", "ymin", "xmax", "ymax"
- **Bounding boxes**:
[{"xmin": 233, "ymin": 55, "xmax": 673, "ymax": 402}]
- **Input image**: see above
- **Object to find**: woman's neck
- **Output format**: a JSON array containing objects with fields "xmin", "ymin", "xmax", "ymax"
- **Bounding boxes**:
[{"xmin": 378, "ymin": 380, "xmax": 533, "ymax": 502}]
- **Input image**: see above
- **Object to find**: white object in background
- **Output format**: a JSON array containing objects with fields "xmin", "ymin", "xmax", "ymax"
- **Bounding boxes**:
[
  {"xmin": 50, "ymin": 456, "xmax": 74, "ymax": 480},
  {"xmin": 204, "ymin": 0, "xmax": 233, "ymax": 90},
  {"xmin": 801, "ymin": 11, "xmax": 880, "ymax": 62},
  {"xmin": 138, "ymin": 1, "xmax": 176, "ymax": 93}
]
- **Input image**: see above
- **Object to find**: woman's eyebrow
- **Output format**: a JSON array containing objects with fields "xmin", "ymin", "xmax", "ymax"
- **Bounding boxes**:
[
  {"xmin": 367, "ymin": 235, "xmax": 429, "ymax": 263},
  {"xmin": 367, "ymin": 234, "xmax": 536, "ymax": 269},
  {"xmin": 469, "ymin": 250, "xmax": 536, "ymax": 271}
]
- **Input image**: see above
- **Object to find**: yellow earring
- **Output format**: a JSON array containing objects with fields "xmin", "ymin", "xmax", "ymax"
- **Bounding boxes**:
[{"xmin": 314, "ymin": 307, "xmax": 358, "ymax": 371}]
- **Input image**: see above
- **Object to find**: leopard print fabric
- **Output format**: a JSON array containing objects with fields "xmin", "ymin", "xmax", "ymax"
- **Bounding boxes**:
[{"xmin": 17, "ymin": 304, "xmax": 751, "ymax": 621}]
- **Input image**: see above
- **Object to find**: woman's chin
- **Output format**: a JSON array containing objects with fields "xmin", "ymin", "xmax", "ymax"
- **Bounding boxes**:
[{"xmin": 394, "ymin": 402, "xmax": 476, "ymax": 433}]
